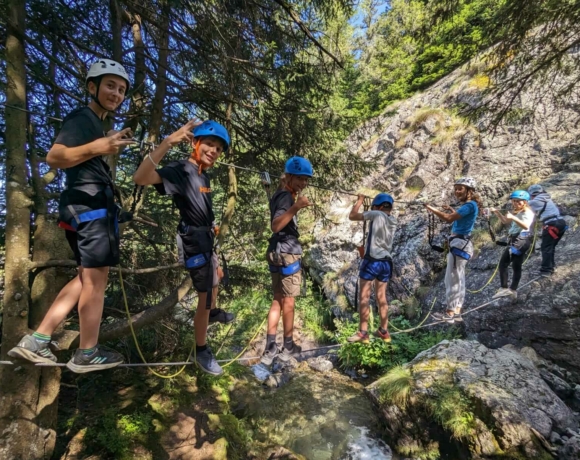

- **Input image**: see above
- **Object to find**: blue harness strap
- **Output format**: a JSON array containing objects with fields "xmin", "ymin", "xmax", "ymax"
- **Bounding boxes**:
[
  {"xmin": 269, "ymin": 259, "xmax": 301, "ymax": 276},
  {"xmin": 185, "ymin": 253, "xmax": 209, "ymax": 270},
  {"xmin": 69, "ymin": 208, "xmax": 108, "ymax": 230}
]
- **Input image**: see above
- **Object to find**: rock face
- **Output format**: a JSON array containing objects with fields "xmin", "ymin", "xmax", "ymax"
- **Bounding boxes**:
[
  {"xmin": 307, "ymin": 57, "xmax": 580, "ymax": 377},
  {"xmin": 366, "ymin": 340, "xmax": 576, "ymax": 459}
]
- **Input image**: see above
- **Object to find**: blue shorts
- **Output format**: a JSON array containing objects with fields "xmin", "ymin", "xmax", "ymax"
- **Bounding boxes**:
[{"xmin": 359, "ymin": 259, "xmax": 392, "ymax": 282}]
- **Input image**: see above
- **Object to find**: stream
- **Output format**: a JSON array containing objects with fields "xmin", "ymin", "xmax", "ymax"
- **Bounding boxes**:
[{"xmin": 232, "ymin": 362, "xmax": 394, "ymax": 459}]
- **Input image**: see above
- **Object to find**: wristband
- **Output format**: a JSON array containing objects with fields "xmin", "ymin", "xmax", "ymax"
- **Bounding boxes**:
[{"xmin": 147, "ymin": 153, "xmax": 159, "ymax": 168}]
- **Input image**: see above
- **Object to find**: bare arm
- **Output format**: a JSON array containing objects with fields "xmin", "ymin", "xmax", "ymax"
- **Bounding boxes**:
[
  {"xmin": 490, "ymin": 208, "xmax": 510, "ymax": 225},
  {"xmin": 424, "ymin": 204, "xmax": 461, "ymax": 223},
  {"xmin": 349, "ymin": 195, "xmax": 365, "ymax": 222},
  {"xmin": 506, "ymin": 211, "xmax": 530, "ymax": 230},
  {"xmin": 133, "ymin": 119, "xmax": 199, "ymax": 186},
  {"xmin": 271, "ymin": 195, "xmax": 311, "ymax": 233},
  {"xmin": 46, "ymin": 128, "xmax": 135, "ymax": 169}
]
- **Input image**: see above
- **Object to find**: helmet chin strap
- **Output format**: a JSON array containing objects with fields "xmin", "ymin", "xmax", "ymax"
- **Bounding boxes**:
[{"xmin": 89, "ymin": 78, "xmax": 110, "ymax": 117}]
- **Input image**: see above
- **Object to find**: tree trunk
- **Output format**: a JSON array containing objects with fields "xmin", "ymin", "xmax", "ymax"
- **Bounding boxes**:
[{"xmin": 0, "ymin": 2, "xmax": 55, "ymax": 458}]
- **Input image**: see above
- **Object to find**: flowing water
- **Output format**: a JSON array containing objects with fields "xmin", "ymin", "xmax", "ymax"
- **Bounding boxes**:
[{"xmin": 232, "ymin": 364, "xmax": 394, "ymax": 460}]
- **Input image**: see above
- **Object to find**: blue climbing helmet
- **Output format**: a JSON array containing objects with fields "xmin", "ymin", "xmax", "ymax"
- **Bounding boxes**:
[
  {"xmin": 284, "ymin": 156, "xmax": 313, "ymax": 177},
  {"xmin": 193, "ymin": 120, "xmax": 230, "ymax": 151},
  {"xmin": 372, "ymin": 193, "xmax": 394, "ymax": 207},
  {"xmin": 510, "ymin": 190, "xmax": 530, "ymax": 201}
]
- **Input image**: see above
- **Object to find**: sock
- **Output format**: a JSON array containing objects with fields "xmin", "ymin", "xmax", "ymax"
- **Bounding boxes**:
[
  {"xmin": 379, "ymin": 327, "xmax": 388, "ymax": 334},
  {"xmin": 32, "ymin": 332, "xmax": 51, "ymax": 343},
  {"xmin": 360, "ymin": 329, "xmax": 368, "ymax": 335},
  {"xmin": 81, "ymin": 346, "xmax": 97, "ymax": 356},
  {"xmin": 209, "ymin": 309, "xmax": 221, "ymax": 317},
  {"xmin": 283, "ymin": 336, "xmax": 293, "ymax": 351},
  {"xmin": 196, "ymin": 344, "xmax": 208, "ymax": 353},
  {"xmin": 266, "ymin": 334, "xmax": 277, "ymax": 351}
]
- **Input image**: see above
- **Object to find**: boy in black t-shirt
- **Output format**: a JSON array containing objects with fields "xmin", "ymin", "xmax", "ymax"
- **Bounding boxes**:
[
  {"xmin": 134, "ymin": 119, "xmax": 232, "ymax": 376},
  {"xmin": 261, "ymin": 156, "xmax": 313, "ymax": 366},
  {"xmin": 9, "ymin": 59, "xmax": 135, "ymax": 373}
]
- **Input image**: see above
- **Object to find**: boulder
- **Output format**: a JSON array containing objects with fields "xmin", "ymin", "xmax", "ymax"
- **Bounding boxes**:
[
  {"xmin": 559, "ymin": 434, "xmax": 580, "ymax": 460},
  {"xmin": 366, "ymin": 340, "xmax": 576, "ymax": 459},
  {"xmin": 307, "ymin": 356, "xmax": 334, "ymax": 373}
]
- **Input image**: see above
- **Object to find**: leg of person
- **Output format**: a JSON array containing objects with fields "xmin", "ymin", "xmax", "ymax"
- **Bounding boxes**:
[
  {"xmin": 208, "ymin": 253, "xmax": 235, "ymax": 325},
  {"xmin": 261, "ymin": 293, "xmax": 281, "ymax": 365},
  {"xmin": 9, "ymin": 230, "xmax": 84, "ymax": 364},
  {"xmin": 508, "ymin": 252, "xmax": 525, "ymax": 299},
  {"xmin": 549, "ymin": 220, "xmax": 566, "ymax": 272},
  {"xmin": 279, "ymin": 261, "xmax": 303, "ymax": 361},
  {"xmin": 66, "ymin": 216, "xmax": 125, "ymax": 373},
  {"xmin": 372, "ymin": 278, "xmax": 391, "ymax": 342},
  {"xmin": 348, "ymin": 278, "xmax": 372, "ymax": 343},
  {"xmin": 493, "ymin": 248, "xmax": 512, "ymax": 299},
  {"xmin": 454, "ymin": 255, "xmax": 468, "ymax": 315},
  {"xmin": 435, "ymin": 253, "xmax": 458, "ymax": 322},
  {"xmin": 540, "ymin": 226, "xmax": 557, "ymax": 275}
]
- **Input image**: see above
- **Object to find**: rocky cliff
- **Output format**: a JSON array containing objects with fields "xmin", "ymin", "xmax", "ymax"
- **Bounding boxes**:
[{"xmin": 306, "ymin": 59, "xmax": 580, "ymax": 377}]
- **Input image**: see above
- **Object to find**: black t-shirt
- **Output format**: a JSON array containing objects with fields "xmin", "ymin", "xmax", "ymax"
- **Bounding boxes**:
[
  {"xmin": 154, "ymin": 160, "xmax": 214, "ymax": 227},
  {"xmin": 55, "ymin": 107, "xmax": 113, "ymax": 192},
  {"xmin": 268, "ymin": 189, "xmax": 302, "ymax": 254},
  {"xmin": 55, "ymin": 107, "xmax": 112, "ymax": 209}
]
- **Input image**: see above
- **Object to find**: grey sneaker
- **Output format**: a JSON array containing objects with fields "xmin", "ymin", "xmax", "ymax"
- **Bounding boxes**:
[
  {"xmin": 260, "ymin": 343, "xmax": 280, "ymax": 366},
  {"xmin": 208, "ymin": 308, "xmax": 235, "ymax": 325},
  {"xmin": 66, "ymin": 345, "xmax": 124, "ymax": 373},
  {"xmin": 278, "ymin": 344, "xmax": 302, "ymax": 362},
  {"xmin": 432, "ymin": 311, "xmax": 455, "ymax": 323},
  {"xmin": 195, "ymin": 347, "xmax": 223, "ymax": 376},
  {"xmin": 8, "ymin": 334, "xmax": 57, "ymax": 364}
]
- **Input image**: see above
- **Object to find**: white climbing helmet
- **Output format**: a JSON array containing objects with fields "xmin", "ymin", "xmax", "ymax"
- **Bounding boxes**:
[
  {"xmin": 527, "ymin": 184, "xmax": 544, "ymax": 196},
  {"xmin": 454, "ymin": 177, "xmax": 476, "ymax": 190},
  {"xmin": 86, "ymin": 59, "xmax": 130, "ymax": 90}
]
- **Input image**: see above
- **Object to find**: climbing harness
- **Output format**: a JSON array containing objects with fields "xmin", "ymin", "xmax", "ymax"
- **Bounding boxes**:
[{"xmin": 427, "ymin": 213, "xmax": 446, "ymax": 253}]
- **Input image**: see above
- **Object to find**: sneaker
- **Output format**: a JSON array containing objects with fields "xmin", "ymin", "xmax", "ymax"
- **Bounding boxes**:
[
  {"xmin": 66, "ymin": 346, "xmax": 124, "ymax": 373},
  {"xmin": 347, "ymin": 331, "xmax": 370, "ymax": 344},
  {"xmin": 539, "ymin": 271, "xmax": 553, "ymax": 278},
  {"xmin": 432, "ymin": 311, "xmax": 455, "ymax": 323},
  {"xmin": 373, "ymin": 329, "xmax": 391, "ymax": 343},
  {"xmin": 278, "ymin": 343, "xmax": 302, "ymax": 362},
  {"xmin": 260, "ymin": 344, "xmax": 280, "ymax": 366},
  {"xmin": 8, "ymin": 335, "xmax": 57, "ymax": 364},
  {"xmin": 208, "ymin": 308, "xmax": 235, "ymax": 325},
  {"xmin": 492, "ymin": 288, "xmax": 511, "ymax": 299},
  {"xmin": 194, "ymin": 347, "xmax": 223, "ymax": 376},
  {"xmin": 507, "ymin": 289, "xmax": 517, "ymax": 301}
]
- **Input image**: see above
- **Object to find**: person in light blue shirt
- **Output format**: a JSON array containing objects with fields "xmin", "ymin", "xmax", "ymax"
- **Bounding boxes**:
[{"xmin": 425, "ymin": 177, "xmax": 481, "ymax": 322}]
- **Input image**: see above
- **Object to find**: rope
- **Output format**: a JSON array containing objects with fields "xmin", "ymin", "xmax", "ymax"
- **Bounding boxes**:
[
  {"xmin": 221, "ymin": 316, "xmax": 267, "ymax": 368},
  {"xmin": 389, "ymin": 297, "xmax": 437, "ymax": 333},
  {"xmin": 120, "ymin": 269, "xmax": 196, "ymax": 378}
]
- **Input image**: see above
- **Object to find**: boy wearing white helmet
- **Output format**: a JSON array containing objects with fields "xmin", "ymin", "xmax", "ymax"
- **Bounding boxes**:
[
  {"xmin": 527, "ymin": 184, "xmax": 567, "ymax": 276},
  {"xmin": 261, "ymin": 157, "xmax": 313, "ymax": 365},
  {"xmin": 9, "ymin": 59, "xmax": 135, "ymax": 372},
  {"xmin": 425, "ymin": 177, "xmax": 482, "ymax": 322},
  {"xmin": 347, "ymin": 193, "xmax": 397, "ymax": 344}
]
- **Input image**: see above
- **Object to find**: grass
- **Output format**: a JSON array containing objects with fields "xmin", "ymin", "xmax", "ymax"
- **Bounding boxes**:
[
  {"xmin": 378, "ymin": 366, "xmax": 414, "ymax": 408},
  {"xmin": 426, "ymin": 382, "xmax": 478, "ymax": 441}
]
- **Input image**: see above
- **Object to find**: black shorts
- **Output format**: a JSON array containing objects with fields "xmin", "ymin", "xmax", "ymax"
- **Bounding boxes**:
[
  {"xmin": 188, "ymin": 252, "xmax": 219, "ymax": 294},
  {"xmin": 64, "ymin": 215, "xmax": 120, "ymax": 268}
]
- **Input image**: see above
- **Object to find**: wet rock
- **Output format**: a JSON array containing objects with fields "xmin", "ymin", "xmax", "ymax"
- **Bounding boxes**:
[
  {"xmin": 559, "ymin": 434, "xmax": 580, "ymax": 460},
  {"xmin": 307, "ymin": 356, "xmax": 333, "ymax": 373},
  {"xmin": 366, "ymin": 340, "xmax": 575, "ymax": 459}
]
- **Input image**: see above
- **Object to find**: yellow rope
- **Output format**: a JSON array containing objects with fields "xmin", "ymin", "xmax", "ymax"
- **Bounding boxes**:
[
  {"xmin": 221, "ymin": 316, "xmax": 267, "ymax": 368},
  {"xmin": 389, "ymin": 297, "xmax": 437, "ymax": 333},
  {"xmin": 120, "ymin": 269, "xmax": 195, "ymax": 379}
]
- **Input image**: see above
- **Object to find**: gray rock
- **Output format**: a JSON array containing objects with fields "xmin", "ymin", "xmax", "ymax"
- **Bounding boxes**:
[
  {"xmin": 550, "ymin": 431, "xmax": 562, "ymax": 445},
  {"xmin": 307, "ymin": 356, "xmax": 334, "ymax": 373},
  {"xmin": 366, "ymin": 340, "xmax": 575, "ymax": 458},
  {"xmin": 540, "ymin": 369, "xmax": 574, "ymax": 400},
  {"xmin": 559, "ymin": 435, "xmax": 580, "ymax": 460}
]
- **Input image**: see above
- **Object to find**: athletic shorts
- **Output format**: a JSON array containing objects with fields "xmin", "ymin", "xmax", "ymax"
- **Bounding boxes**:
[
  {"xmin": 188, "ymin": 252, "xmax": 220, "ymax": 293},
  {"xmin": 267, "ymin": 252, "xmax": 301, "ymax": 298},
  {"xmin": 359, "ymin": 259, "xmax": 392, "ymax": 282},
  {"xmin": 64, "ymin": 216, "xmax": 120, "ymax": 268}
]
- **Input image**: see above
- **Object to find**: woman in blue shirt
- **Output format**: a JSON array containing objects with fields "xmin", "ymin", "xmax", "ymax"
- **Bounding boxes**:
[{"xmin": 425, "ymin": 177, "xmax": 481, "ymax": 322}]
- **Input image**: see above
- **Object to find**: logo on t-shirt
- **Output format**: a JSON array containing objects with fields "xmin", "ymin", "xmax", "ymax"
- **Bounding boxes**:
[{"xmin": 199, "ymin": 186, "xmax": 211, "ymax": 193}]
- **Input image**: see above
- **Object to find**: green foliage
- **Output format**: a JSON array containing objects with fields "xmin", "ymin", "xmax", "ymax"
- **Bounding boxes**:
[
  {"xmin": 83, "ymin": 409, "xmax": 152, "ymax": 458},
  {"xmin": 335, "ymin": 315, "xmax": 460, "ymax": 371},
  {"xmin": 208, "ymin": 414, "xmax": 253, "ymax": 460},
  {"xmin": 426, "ymin": 383, "xmax": 477, "ymax": 440},
  {"xmin": 378, "ymin": 365, "xmax": 414, "ymax": 407}
]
